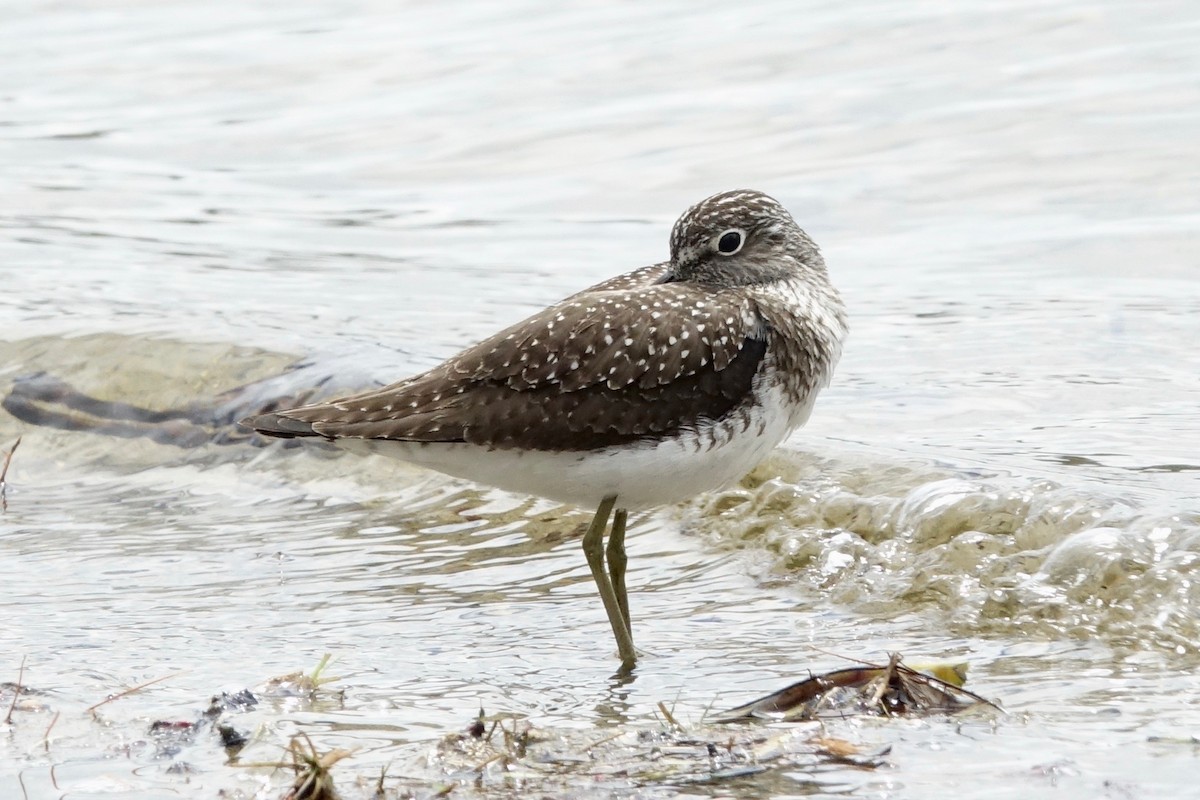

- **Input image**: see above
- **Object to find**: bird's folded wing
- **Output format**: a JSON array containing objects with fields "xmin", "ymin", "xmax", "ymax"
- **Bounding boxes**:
[{"xmin": 245, "ymin": 282, "xmax": 769, "ymax": 451}]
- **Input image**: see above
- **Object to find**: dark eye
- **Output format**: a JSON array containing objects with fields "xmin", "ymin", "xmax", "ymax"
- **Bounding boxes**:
[{"xmin": 716, "ymin": 229, "xmax": 744, "ymax": 255}]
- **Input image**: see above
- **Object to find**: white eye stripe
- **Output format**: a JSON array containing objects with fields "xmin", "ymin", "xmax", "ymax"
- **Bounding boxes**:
[{"xmin": 714, "ymin": 228, "xmax": 746, "ymax": 256}]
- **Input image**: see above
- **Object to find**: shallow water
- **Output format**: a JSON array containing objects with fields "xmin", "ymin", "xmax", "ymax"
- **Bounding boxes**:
[{"xmin": 2, "ymin": 0, "xmax": 1199, "ymax": 797}]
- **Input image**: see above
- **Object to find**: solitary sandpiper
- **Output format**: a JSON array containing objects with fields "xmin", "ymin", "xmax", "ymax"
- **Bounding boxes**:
[{"xmin": 242, "ymin": 189, "xmax": 848, "ymax": 668}]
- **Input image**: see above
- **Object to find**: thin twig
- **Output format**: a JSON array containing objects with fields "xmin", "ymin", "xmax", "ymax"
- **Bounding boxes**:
[
  {"xmin": 0, "ymin": 437, "xmax": 19, "ymax": 484},
  {"xmin": 85, "ymin": 672, "xmax": 181, "ymax": 715},
  {"xmin": 806, "ymin": 645, "xmax": 885, "ymax": 669},
  {"xmin": 473, "ymin": 750, "xmax": 507, "ymax": 771},
  {"xmin": 583, "ymin": 730, "xmax": 625, "ymax": 753},
  {"xmin": 0, "ymin": 436, "xmax": 19, "ymax": 511},
  {"xmin": 5, "ymin": 655, "xmax": 26, "ymax": 724},
  {"xmin": 373, "ymin": 762, "xmax": 391, "ymax": 800},
  {"xmin": 866, "ymin": 653, "xmax": 902, "ymax": 716},
  {"xmin": 656, "ymin": 700, "xmax": 682, "ymax": 730},
  {"xmin": 42, "ymin": 711, "xmax": 60, "ymax": 752}
]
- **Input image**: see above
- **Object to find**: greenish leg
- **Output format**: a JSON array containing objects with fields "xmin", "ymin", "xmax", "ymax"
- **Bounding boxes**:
[
  {"xmin": 606, "ymin": 508, "xmax": 631, "ymax": 640},
  {"xmin": 581, "ymin": 495, "xmax": 636, "ymax": 667}
]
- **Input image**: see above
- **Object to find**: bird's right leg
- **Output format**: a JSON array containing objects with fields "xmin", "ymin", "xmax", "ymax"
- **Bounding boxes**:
[{"xmin": 581, "ymin": 495, "xmax": 637, "ymax": 667}]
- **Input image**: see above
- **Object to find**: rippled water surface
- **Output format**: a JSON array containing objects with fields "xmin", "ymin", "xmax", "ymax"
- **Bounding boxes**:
[{"xmin": 3, "ymin": 1, "xmax": 1199, "ymax": 797}]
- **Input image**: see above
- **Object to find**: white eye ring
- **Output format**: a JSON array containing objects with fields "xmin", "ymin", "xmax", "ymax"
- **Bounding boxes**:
[{"xmin": 714, "ymin": 228, "xmax": 745, "ymax": 256}]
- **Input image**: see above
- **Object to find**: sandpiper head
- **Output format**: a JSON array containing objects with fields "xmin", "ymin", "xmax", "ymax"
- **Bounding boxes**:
[{"xmin": 666, "ymin": 189, "xmax": 824, "ymax": 288}]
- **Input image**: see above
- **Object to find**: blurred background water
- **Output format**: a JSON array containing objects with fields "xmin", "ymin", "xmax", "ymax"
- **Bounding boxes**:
[{"xmin": 2, "ymin": 0, "xmax": 1198, "ymax": 797}]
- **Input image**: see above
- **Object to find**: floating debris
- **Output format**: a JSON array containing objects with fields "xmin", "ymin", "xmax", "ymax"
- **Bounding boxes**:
[
  {"xmin": 206, "ymin": 688, "xmax": 259, "ymax": 716},
  {"xmin": 262, "ymin": 653, "xmax": 343, "ymax": 699},
  {"xmin": 411, "ymin": 705, "xmax": 890, "ymax": 797},
  {"xmin": 217, "ymin": 722, "xmax": 250, "ymax": 754},
  {"xmin": 280, "ymin": 733, "xmax": 354, "ymax": 800},
  {"xmin": 148, "ymin": 718, "xmax": 198, "ymax": 760},
  {"xmin": 715, "ymin": 653, "xmax": 999, "ymax": 722}
]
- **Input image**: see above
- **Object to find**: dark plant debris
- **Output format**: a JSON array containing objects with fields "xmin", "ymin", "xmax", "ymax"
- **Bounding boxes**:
[
  {"xmin": 206, "ymin": 688, "xmax": 259, "ymax": 717},
  {"xmin": 253, "ymin": 732, "xmax": 354, "ymax": 800},
  {"xmin": 715, "ymin": 652, "xmax": 1000, "ymax": 722}
]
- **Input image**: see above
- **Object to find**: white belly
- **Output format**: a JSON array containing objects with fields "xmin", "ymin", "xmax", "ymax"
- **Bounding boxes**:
[{"xmin": 337, "ymin": 383, "xmax": 817, "ymax": 511}]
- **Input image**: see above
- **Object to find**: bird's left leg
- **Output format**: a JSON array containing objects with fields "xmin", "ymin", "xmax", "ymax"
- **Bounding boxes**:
[{"xmin": 606, "ymin": 507, "xmax": 632, "ymax": 639}]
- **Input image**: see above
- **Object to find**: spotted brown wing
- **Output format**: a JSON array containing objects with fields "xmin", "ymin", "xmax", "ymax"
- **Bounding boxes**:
[{"xmin": 244, "ymin": 276, "xmax": 768, "ymax": 452}]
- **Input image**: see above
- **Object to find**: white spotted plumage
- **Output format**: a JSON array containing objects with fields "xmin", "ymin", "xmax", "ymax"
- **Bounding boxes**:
[{"xmin": 245, "ymin": 190, "xmax": 847, "ymax": 506}]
